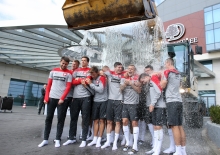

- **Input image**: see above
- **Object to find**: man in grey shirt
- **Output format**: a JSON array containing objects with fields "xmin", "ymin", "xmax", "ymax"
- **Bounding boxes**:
[
  {"xmin": 120, "ymin": 65, "xmax": 141, "ymax": 154},
  {"xmin": 160, "ymin": 58, "xmax": 187, "ymax": 155}
]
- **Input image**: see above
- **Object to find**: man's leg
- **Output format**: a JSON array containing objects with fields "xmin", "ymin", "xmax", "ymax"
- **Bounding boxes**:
[
  {"xmin": 96, "ymin": 101, "xmax": 107, "ymax": 147},
  {"xmin": 122, "ymin": 118, "xmax": 130, "ymax": 151},
  {"xmin": 38, "ymin": 97, "xmax": 44, "ymax": 114},
  {"xmin": 163, "ymin": 127, "xmax": 175, "ymax": 153},
  {"xmin": 112, "ymin": 100, "xmax": 123, "ymax": 150},
  {"xmin": 127, "ymin": 104, "xmax": 139, "ymax": 154},
  {"xmin": 38, "ymin": 98, "xmax": 57, "ymax": 147},
  {"xmin": 101, "ymin": 100, "xmax": 114, "ymax": 149},
  {"xmin": 87, "ymin": 101, "xmax": 100, "ymax": 146},
  {"xmin": 55, "ymin": 99, "xmax": 69, "ymax": 147},
  {"xmin": 180, "ymin": 126, "xmax": 187, "ymax": 155},
  {"xmin": 63, "ymin": 98, "xmax": 81, "ymax": 146},
  {"xmin": 80, "ymin": 97, "xmax": 92, "ymax": 147}
]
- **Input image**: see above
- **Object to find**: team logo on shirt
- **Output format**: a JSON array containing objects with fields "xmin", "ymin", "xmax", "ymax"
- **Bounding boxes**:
[{"xmin": 63, "ymin": 73, "xmax": 67, "ymax": 76}]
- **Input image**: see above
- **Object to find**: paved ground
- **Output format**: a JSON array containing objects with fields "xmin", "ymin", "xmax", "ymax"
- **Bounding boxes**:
[{"xmin": 0, "ymin": 106, "xmax": 219, "ymax": 155}]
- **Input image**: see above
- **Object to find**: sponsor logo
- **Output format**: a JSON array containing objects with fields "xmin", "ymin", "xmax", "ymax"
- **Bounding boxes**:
[{"xmin": 166, "ymin": 23, "xmax": 185, "ymax": 41}]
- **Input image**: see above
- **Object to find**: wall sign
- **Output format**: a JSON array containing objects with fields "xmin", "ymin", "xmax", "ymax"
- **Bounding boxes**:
[
  {"xmin": 165, "ymin": 23, "xmax": 198, "ymax": 44},
  {"xmin": 166, "ymin": 23, "xmax": 185, "ymax": 41}
]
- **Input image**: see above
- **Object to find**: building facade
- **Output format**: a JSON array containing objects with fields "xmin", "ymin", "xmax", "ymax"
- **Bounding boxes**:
[
  {"xmin": 158, "ymin": 0, "xmax": 220, "ymax": 111},
  {"xmin": 0, "ymin": 62, "xmax": 49, "ymax": 106}
]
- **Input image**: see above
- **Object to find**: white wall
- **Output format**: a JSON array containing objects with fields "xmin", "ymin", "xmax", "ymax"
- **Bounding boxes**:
[
  {"xmin": 198, "ymin": 59, "xmax": 220, "ymax": 105},
  {"xmin": 157, "ymin": 0, "xmax": 220, "ymax": 22},
  {"xmin": 0, "ymin": 62, "xmax": 49, "ymax": 97}
]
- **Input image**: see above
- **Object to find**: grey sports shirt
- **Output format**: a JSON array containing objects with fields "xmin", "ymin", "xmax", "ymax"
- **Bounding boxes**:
[
  {"xmin": 163, "ymin": 69, "xmax": 182, "ymax": 103},
  {"xmin": 120, "ymin": 75, "xmax": 139, "ymax": 104}
]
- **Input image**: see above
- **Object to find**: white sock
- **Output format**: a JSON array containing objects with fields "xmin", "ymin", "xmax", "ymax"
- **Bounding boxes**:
[
  {"xmin": 79, "ymin": 141, "xmax": 86, "ymax": 147},
  {"xmin": 112, "ymin": 133, "xmax": 119, "ymax": 150},
  {"xmin": 129, "ymin": 133, "xmax": 133, "ymax": 147},
  {"xmin": 163, "ymin": 129, "xmax": 175, "ymax": 153},
  {"xmin": 175, "ymin": 145, "xmax": 182, "ymax": 154},
  {"xmin": 148, "ymin": 124, "xmax": 154, "ymax": 145},
  {"xmin": 153, "ymin": 130, "xmax": 158, "ymax": 152},
  {"xmin": 181, "ymin": 146, "xmax": 187, "ymax": 155},
  {"xmin": 123, "ymin": 126, "xmax": 130, "ymax": 146},
  {"xmin": 55, "ymin": 140, "xmax": 60, "ymax": 148},
  {"xmin": 101, "ymin": 133, "xmax": 111, "ymax": 149},
  {"xmin": 110, "ymin": 131, "xmax": 115, "ymax": 143},
  {"xmin": 153, "ymin": 129, "xmax": 163, "ymax": 154},
  {"xmin": 133, "ymin": 127, "xmax": 139, "ymax": 151},
  {"xmin": 38, "ymin": 140, "xmax": 48, "ymax": 147},
  {"xmin": 88, "ymin": 136, "xmax": 97, "ymax": 146},
  {"xmin": 63, "ymin": 139, "xmax": 76, "ymax": 146},
  {"xmin": 96, "ymin": 137, "xmax": 102, "ymax": 147}
]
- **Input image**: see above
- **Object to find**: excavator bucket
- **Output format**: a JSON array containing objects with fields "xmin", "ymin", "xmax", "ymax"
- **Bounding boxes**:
[{"xmin": 62, "ymin": 0, "xmax": 157, "ymax": 30}]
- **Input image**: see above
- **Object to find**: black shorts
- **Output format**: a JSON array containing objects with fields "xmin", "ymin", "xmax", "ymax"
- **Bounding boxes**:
[
  {"xmin": 122, "ymin": 104, "xmax": 139, "ymax": 121},
  {"xmin": 91, "ymin": 101, "xmax": 107, "ymax": 120},
  {"xmin": 152, "ymin": 108, "xmax": 167, "ymax": 126},
  {"xmin": 106, "ymin": 100, "xmax": 123, "ymax": 122},
  {"xmin": 166, "ymin": 102, "xmax": 183, "ymax": 126}
]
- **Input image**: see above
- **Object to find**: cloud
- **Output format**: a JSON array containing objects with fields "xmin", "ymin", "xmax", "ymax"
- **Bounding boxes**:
[{"xmin": 0, "ymin": 0, "xmax": 66, "ymax": 25}]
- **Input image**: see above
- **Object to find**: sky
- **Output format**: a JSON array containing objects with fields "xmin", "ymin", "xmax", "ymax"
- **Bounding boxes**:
[
  {"xmin": 0, "ymin": 0, "xmax": 164, "ymax": 26},
  {"xmin": 0, "ymin": 0, "xmax": 66, "ymax": 25}
]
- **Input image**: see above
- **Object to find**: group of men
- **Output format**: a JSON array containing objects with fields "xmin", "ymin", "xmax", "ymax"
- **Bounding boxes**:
[{"xmin": 38, "ymin": 55, "xmax": 187, "ymax": 155}]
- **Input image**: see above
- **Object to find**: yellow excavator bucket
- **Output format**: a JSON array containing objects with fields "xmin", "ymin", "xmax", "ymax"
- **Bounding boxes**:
[{"xmin": 62, "ymin": 0, "xmax": 157, "ymax": 30}]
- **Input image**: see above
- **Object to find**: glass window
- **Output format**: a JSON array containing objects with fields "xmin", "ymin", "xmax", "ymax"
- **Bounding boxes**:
[
  {"xmin": 205, "ymin": 11, "xmax": 213, "ymax": 25},
  {"xmin": 215, "ymin": 42, "xmax": 220, "ymax": 49},
  {"xmin": 199, "ymin": 60, "xmax": 213, "ymax": 71},
  {"xmin": 205, "ymin": 24, "xmax": 213, "ymax": 31},
  {"xmin": 214, "ymin": 22, "xmax": 220, "ymax": 29},
  {"xmin": 214, "ymin": 28, "xmax": 220, "ymax": 42},
  {"xmin": 206, "ymin": 44, "xmax": 215, "ymax": 51},
  {"xmin": 204, "ymin": 6, "xmax": 212, "ymax": 12},
  {"xmin": 213, "ymin": 9, "xmax": 220, "ymax": 23},
  {"xmin": 213, "ymin": 3, "xmax": 220, "ymax": 10},
  {"xmin": 199, "ymin": 90, "xmax": 216, "ymax": 116},
  {"xmin": 206, "ymin": 30, "xmax": 214, "ymax": 44},
  {"xmin": 7, "ymin": 78, "xmax": 44, "ymax": 106}
]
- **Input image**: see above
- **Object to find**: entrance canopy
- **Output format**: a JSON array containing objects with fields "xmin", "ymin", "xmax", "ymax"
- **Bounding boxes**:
[
  {"xmin": 0, "ymin": 23, "xmax": 84, "ymax": 71},
  {"xmin": 194, "ymin": 60, "xmax": 215, "ymax": 78}
]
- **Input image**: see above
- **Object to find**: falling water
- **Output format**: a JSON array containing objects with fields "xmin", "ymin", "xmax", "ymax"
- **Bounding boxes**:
[{"xmin": 72, "ymin": 16, "xmax": 168, "ymax": 73}]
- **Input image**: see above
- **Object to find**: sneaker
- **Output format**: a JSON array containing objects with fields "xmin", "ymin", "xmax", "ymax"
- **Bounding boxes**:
[
  {"xmin": 55, "ymin": 140, "xmax": 60, "ymax": 147},
  {"xmin": 38, "ymin": 140, "xmax": 48, "ymax": 147},
  {"xmin": 128, "ymin": 149, "xmax": 138, "ymax": 154},
  {"xmin": 163, "ymin": 147, "xmax": 175, "ymax": 153},
  {"xmin": 63, "ymin": 140, "xmax": 76, "ymax": 146},
  {"xmin": 101, "ymin": 142, "xmax": 110, "ymax": 149}
]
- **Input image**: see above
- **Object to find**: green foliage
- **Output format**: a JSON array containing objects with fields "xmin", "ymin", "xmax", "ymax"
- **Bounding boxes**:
[{"xmin": 209, "ymin": 105, "xmax": 220, "ymax": 124}]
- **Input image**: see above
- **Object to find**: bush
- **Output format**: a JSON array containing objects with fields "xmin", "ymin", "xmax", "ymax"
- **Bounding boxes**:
[{"xmin": 209, "ymin": 105, "xmax": 220, "ymax": 124}]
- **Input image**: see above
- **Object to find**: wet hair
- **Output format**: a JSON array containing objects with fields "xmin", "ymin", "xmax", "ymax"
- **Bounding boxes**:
[
  {"xmin": 82, "ymin": 56, "xmax": 90, "ymax": 62},
  {"xmin": 166, "ymin": 58, "xmax": 174, "ymax": 66},
  {"xmin": 138, "ymin": 73, "xmax": 150, "ymax": 82},
  {"xmin": 73, "ymin": 60, "xmax": 80, "ymax": 65},
  {"xmin": 90, "ymin": 66, "xmax": 99, "ymax": 73},
  {"xmin": 128, "ymin": 64, "xmax": 136, "ymax": 71},
  {"xmin": 114, "ymin": 62, "xmax": 122, "ymax": 68},
  {"xmin": 102, "ymin": 65, "xmax": 109, "ymax": 69},
  {"xmin": 60, "ymin": 56, "xmax": 70, "ymax": 63},
  {"xmin": 145, "ymin": 65, "xmax": 153, "ymax": 70}
]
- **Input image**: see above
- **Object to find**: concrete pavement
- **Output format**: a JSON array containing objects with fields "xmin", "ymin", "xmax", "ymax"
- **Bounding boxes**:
[{"xmin": 0, "ymin": 106, "xmax": 219, "ymax": 155}]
